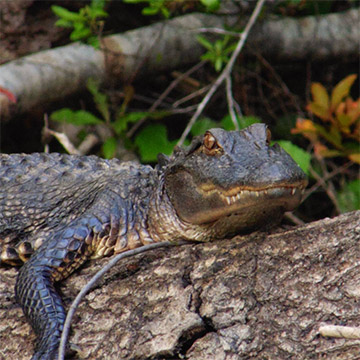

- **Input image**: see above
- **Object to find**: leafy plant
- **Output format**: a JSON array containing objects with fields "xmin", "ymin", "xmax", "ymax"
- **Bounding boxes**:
[
  {"xmin": 197, "ymin": 34, "xmax": 237, "ymax": 72},
  {"xmin": 50, "ymin": 79, "xmax": 168, "ymax": 159},
  {"xmin": 292, "ymin": 74, "xmax": 360, "ymax": 164},
  {"xmin": 123, "ymin": 0, "xmax": 171, "ymax": 18},
  {"xmin": 135, "ymin": 124, "xmax": 178, "ymax": 162},
  {"xmin": 52, "ymin": 0, "xmax": 108, "ymax": 47},
  {"xmin": 276, "ymin": 140, "xmax": 311, "ymax": 175},
  {"xmin": 123, "ymin": 0, "xmax": 220, "ymax": 18},
  {"xmin": 199, "ymin": 0, "xmax": 221, "ymax": 12},
  {"xmin": 337, "ymin": 179, "xmax": 360, "ymax": 213}
]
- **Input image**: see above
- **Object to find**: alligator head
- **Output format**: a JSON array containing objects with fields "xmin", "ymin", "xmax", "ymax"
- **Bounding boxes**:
[{"xmin": 160, "ymin": 123, "xmax": 307, "ymax": 238}]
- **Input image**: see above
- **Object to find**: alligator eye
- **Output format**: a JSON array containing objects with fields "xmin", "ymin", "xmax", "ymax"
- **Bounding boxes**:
[
  {"xmin": 204, "ymin": 132, "xmax": 217, "ymax": 150},
  {"xmin": 266, "ymin": 128, "xmax": 272, "ymax": 145},
  {"xmin": 203, "ymin": 132, "xmax": 222, "ymax": 155}
]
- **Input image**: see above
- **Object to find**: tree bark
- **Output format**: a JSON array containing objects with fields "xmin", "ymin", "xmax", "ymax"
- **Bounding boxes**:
[
  {"xmin": 247, "ymin": 8, "xmax": 359, "ymax": 61},
  {"xmin": 0, "ymin": 9, "xmax": 358, "ymax": 120},
  {"xmin": 1, "ymin": 210, "xmax": 359, "ymax": 359}
]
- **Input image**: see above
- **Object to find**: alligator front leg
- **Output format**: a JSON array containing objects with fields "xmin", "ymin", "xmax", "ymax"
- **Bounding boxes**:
[
  {"xmin": 14, "ymin": 194, "xmax": 124, "ymax": 360},
  {"xmin": 16, "ymin": 259, "xmax": 66, "ymax": 360},
  {"xmin": 15, "ymin": 224, "xmax": 94, "ymax": 360}
]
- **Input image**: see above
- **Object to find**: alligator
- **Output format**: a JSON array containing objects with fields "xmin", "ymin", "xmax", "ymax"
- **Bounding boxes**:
[{"xmin": 0, "ymin": 124, "xmax": 307, "ymax": 359}]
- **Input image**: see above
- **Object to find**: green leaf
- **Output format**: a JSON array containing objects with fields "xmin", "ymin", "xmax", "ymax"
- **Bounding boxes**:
[
  {"xmin": 348, "ymin": 153, "xmax": 360, "ymax": 164},
  {"xmin": 214, "ymin": 40, "xmax": 223, "ymax": 53},
  {"xmin": 190, "ymin": 118, "xmax": 218, "ymax": 136},
  {"xmin": 113, "ymin": 112, "xmax": 148, "ymax": 134},
  {"xmin": 87, "ymin": 36, "xmax": 100, "ymax": 48},
  {"xmin": 200, "ymin": 52, "xmax": 215, "ymax": 62},
  {"xmin": 54, "ymin": 19, "xmax": 73, "ymax": 28},
  {"xmin": 307, "ymin": 102, "xmax": 329, "ymax": 121},
  {"xmin": 70, "ymin": 26, "xmax": 92, "ymax": 41},
  {"xmin": 336, "ymin": 114, "xmax": 353, "ymax": 131},
  {"xmin": 88, "ymin": 8, "xmax": 108, "ymax": 18},
  {"xmin": 102, "ymin": 137, "xmax": 117, "ymax": 159},
  {"xmin": 86, "ymin": 78, "xmax": 110, "ymax": 122},
  {"xmin": 337, "ymin": 179, "xmax": 360, "ymax": 213},
  {"xmin": 313, "ymin": 123, "xmax": 342, "ymax": 148},
  {"xmin": 51, "ymin": 5, "xmax": 82, "ymax": 21},
  {"xmin": 276, "ymin": 140, "xmax": 311, "ymax": 175},
  {"xmin": 224, "ymin": 43, "xmax": 237, "ymax": 55},
  {"xmin": 142, "ymin": 6, "xmax": 160, "ymax": 16},
  {"xmin": 135, "ymin": 124, "xmax": 175, "ymax": 162},
  {"xmin": 160, "ymin": 6, "xmax": 170, "ymax": 18},
  {"xmin": 91, "ymin": 0, "xmax": 107, "ymax": 10},
  {"xmin": 50, "ymin": 108, "xmax": 103, "ymax": 126},
  {"xmin": 331, "ymin": 74, "xmax": 357, "ymax": 110},
  {"xmin": 328, "ymin": 125, "xmax": 342, "ymax": 148},
  {"xmin": 342, "ymin": 141, "xmax": 360, "ymax": 151},
  {"xmin": 215, "ymin": 57, "xmax": 222, "ymax": 72},
  {"xmin": 311, "ymin": 82, "xmax": 329, "ymax": 109},
  {"xmin": 113, "ymin": 110, "xmax": 169, "ymax": 135},
  {"xmin": 196, "ymin": 35, "xmax": 214, "ymax": 51},
  {"xmin": 200, "ymin": 0, "xmax": 220, "ymax": 11}
]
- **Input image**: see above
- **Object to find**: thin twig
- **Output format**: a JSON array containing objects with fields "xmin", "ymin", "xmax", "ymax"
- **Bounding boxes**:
[
  {"xmin": 77, "ymin": 134, "xmax": 99, "ymax": 155},
  {"xmin": 43, "ymin": 113, "xmax": 81, "ymax": 155},
  {"xmin": 173, "ymin": 84, "xmax": 211, "ymax": 108},
  {"xmin": 308, "ymin": 165, "xmax": 342, "ymax": 214},
  {"xmin": 320, "ymin": 324, "xmax": 360, "ymax": 339},
  {"xmin": 169, "ymin": 104, "xmax": 199, "ymax": 114},
  {"xmin": 177, "ymin": 0, "xmax": 266, "ymax": 146},
  {"xmin": 126, "ymin": 61, "xmax": 206, "ymax": 138},
  {"xmin": 196, "ymin": 27, "xmax": 241, "ymax": 37},
  {"xmin": 302, "ymin": 161, "xmax": 353, "ymax": 203},
  {"xmin": 255, "ymin": 53, "xmax": 304, "ymax": 116},
  {"xmin": 58, "ymin": 241, "xmax": 176, "ymax": 360},
  {"xmin": 225, "ymin": 74, "xmax": 239, "ymax": 130},
  {"xmin": 284, "ymin": 212, "xmax": 305, "ymax": 226},
  {"xmin": 44, "ymin": 129, "xmax": 81, "ymax": 155}
]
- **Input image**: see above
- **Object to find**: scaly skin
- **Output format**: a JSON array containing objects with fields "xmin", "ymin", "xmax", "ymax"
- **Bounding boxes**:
[{"xmin": 0, "ymin": 124, "xmax": 307, "ymax": 359}]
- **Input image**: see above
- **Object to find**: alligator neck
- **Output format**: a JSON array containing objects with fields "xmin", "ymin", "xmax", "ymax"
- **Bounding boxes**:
[{"xmin": 147, "ymin": 179, "xmax": 220, "ymax": 244}]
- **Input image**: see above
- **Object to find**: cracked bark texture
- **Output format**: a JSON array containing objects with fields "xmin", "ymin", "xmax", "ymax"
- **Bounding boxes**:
[{"xmin": 1, "ymin": 210, "xmax": 360, "ymax": 359}]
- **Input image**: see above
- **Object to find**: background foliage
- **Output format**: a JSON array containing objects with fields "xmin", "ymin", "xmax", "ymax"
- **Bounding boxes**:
[{"xmin": 1, "ymin": 0, "xmax": 359, "ymax": 222}]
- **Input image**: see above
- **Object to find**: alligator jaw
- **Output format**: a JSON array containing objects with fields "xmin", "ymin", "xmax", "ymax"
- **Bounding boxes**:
[
  {"xmin": 179, "ymin": 181, "xmax": 307, "ymax": 225},
  {"xmin": 219, "ymin": 184, "xmax": 305, "ymax": 207}
]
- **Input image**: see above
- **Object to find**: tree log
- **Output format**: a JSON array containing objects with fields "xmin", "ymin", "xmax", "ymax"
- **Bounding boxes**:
[
  {"xmin": 1, "ymin": 210, "xmax": 359, "ymax": 359},
  {"xmin": 247, "ymin": 8, "xmax": 359, "ymax": 61},
  {"xmin": 0, "ymin": 9, "xmax": 358, "ymax": 120}
]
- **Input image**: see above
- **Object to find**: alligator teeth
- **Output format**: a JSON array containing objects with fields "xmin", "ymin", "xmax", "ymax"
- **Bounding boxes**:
[{"xmin": 223, "ymin": 186, "xmax": 302, "ymax": 205}]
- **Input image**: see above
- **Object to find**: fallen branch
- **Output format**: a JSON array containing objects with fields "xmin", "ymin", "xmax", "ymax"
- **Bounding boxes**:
[
  {"xmin": 0, "ymin": 13, "xmax": 235, "ymax": 121},
  {"xmin": 58, "ymin": 241, "xmax": 174, "ymax": 360},
  {"xmin": 248, "ymin": 8, "xmax": 359, "ymax": 61},
  {"xmin": 0, "ymin": 9, "xmax": 357, "ymax": 120},
  {"xmin": 1, "ymin": 210, "xmax": 359, "ymax": 359}
]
